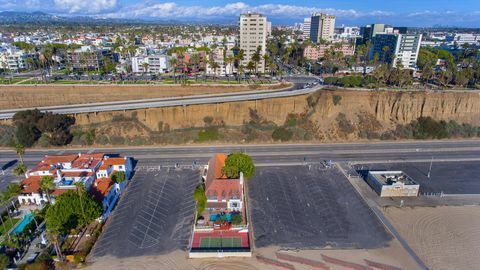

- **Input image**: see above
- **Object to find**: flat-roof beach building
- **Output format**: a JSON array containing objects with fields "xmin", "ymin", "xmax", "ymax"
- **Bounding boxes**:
[{"xmin": 366, "ymin": 171, "xmax": 420, "ymax": 197}]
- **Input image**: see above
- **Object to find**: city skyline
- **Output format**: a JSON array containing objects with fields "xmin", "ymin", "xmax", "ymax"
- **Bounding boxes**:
[{"xmin": 0, "ymin": 0, "xmax": 479, "ymax": 27}]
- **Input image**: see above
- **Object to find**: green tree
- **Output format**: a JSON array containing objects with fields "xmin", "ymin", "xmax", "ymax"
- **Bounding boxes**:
[
  {"xmin": 221, "ymin": 152, "xmax": 256, "ymax": 179},
  {"xmin": 45, "ymin": 190, "xmax": 101, "ymax": 234},
  {"xmin": 0, "ymin": 254, "xmax": 9, "ymax": 269},
  {"xmin": 13, "ymin": 163, "xmax": 27, "ymax": 177},
  {"xmin": 14, "ymin": 143, "xmax": 25, "ymax": 164},
  {"xmin": 111, "ymin": 171, "xmax": 126, "ymax": 184},
  {"xmin": 40, "ymin": 176, "xmax": 55, "ymax": 204},
  {"xmin": 2, "ymin": 183, "xmax": 21, "ymax": 201}
]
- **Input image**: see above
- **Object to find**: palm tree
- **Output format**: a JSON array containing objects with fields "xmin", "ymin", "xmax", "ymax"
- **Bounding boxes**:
[
  {"xmin": 189, "ymin": 53, "xmax": 201, "ymax": 82},
  {"xmin": 74, "ymin": 182, "xmax": 87, "ymax": 225},
  {"xmin": 247, "ymin": 61, "xmax": 256, "ymax": 75},
  {"xmin": 169, "ymin": 57, "xmax": 178, "ymax": 84},
  {"xmin": 40, "ymin": 176, "xmax": 55, "ymax": 204},
  {"xmin": 14, "ymin": 143, "xmax": 25, "ymax": 164},
  {"xmin": 226, "ymin": 55, "xmax": 235, "ymax": 79},
  {"xmin": 236, "ymin": 49, "xmax": 245, "ymax": 82},
  {"xmin": 238, "ymin": 64, "xmax": 245, "ymax": 84},
  {"xmin": 141, "ymin": 62, "xmax": 150, "ymax": 76},
  {"xmin": 211, "ymin": 61, "xmax": 220, "ymax": 81},
  {"xmin": 48, "ymin": 229, "xmax": 64, "ymax": 262},
  {"xmin": 251, "ymin": 46, "xmax": 262, "ymax": 75},
  {"xmin": 13, "ymin": 163, "xmax": 27, "ymax": 178},
  {"xmin": 262, "ymin": 54, "xmax": 270, "ymax": 76}
]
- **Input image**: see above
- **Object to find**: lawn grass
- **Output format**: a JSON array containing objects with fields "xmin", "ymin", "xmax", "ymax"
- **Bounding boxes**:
[
  {"xmin": 0, "ymin": 78, "xmax": 26, "ymax": 84},
  {"xmin": 194, "ymin": 185, "xmax": 207, "ymax": 218},
  {"xmin": 0, "ymin": 217, "xmax": 21, "ymax": 236}
]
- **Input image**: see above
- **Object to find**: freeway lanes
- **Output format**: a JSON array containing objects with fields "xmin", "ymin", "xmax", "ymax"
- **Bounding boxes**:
[
  {"xmin": 1, "ymin": 140, "xmax": 479, "ymax": 167},
  {"xmin": 0, "ymin": 83, "xmax": 317, "ymax": 120}
]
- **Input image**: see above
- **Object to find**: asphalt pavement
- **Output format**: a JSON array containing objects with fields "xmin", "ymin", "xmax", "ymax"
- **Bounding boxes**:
[
  {"xmin": 249, "ymin": 165, "xmax": 392, "ymax": 249},
  {"xmin": 0, "ymin": 80, "xmax": 318, "ymax": 119}
]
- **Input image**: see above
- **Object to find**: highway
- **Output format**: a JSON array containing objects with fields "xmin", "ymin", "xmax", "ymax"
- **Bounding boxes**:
[
  {"xmin": 1, "ymin": 140, "xmax": 479, "ymax": 167},
  {"xmin": 0, "ymin": 79, "xmax": 320, "ymax": 120}
]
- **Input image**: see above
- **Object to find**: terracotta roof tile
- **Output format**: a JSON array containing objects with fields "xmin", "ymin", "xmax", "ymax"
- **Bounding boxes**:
[
  {"xmin": 90, "ymin": 177, "xmax": 113, "ymax": 202},
  {"xmin": 42, "ymin": 154, "xmax": 79, "ymax": 165},
  {"xmin": 21, "ymin": 176, "xmax": 42, "ymax": 194},
  {"xmin": 103, "ymin": 157, "xmax": 126, "ymax": 166}
]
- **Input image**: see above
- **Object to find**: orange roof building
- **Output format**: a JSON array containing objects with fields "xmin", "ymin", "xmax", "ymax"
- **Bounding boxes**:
[{"xmin": 204, "ymin": 154, "xmax": 244, "ymax": 212}]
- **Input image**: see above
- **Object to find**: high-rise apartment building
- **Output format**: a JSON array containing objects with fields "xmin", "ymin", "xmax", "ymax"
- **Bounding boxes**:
[
  {"xmin": 359, "ymin": 24, "xmax": 407, "ymax": 44},
  {"xmin": 302, "ymin": 18, "xmax": 311, "ymax": 40},
  {"xmin": 370, "ymin": 33, "xmax": 422, "ymax": 69},
  {"xmin": 239, "ymin": 12, "xmax": 268, "ymax": 73},
  {"xmin": 310, "ymin": 13, "xmax": 336, "ymax": 43}
]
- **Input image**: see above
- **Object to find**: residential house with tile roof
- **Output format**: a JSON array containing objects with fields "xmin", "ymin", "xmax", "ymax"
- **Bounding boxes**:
[
  {"xmin": 18, "ymin": 153, "xmax": 133, "ymax": 214},
  {"xmin": 204, "ymin": 154, "xmax": 244, "ymax": 213}
]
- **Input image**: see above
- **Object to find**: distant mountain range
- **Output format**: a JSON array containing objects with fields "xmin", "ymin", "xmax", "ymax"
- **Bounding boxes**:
[
  {"xmin": 0, "ymin": 11, "xmax": 237, "ymax": 25},
  {"xmin": 0, "ymin": 11, "xmax": 140, "ymax": 24}
]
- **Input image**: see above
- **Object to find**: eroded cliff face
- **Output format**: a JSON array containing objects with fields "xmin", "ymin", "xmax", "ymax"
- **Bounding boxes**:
[{"xmin": 74, "ymin": 90, "xmax": 480, "ymax": 135}]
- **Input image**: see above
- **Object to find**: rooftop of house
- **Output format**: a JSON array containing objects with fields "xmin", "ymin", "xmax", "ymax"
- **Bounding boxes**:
[
  {"xmin": 205, "ymin": 154, "xmax": 243, "ymax": 203},
  {"xmin": 102, "ymin": 157, "xmax": 126, "ymax": 166},
  {"xmin": 90, "ymin": 177, "xmax": 113, "ymax": 202},
  {"xmin": 71, "ymin": 153, "xmax": 104, "ymax": 170},
  {"xmin": 41, "ymin": 154, "xmax": 79, "ymax": 166},
  {"xmin": 20, "ymin": 176, "xmax": 42, "ymax": 194},
  {"xmin": 51, "ymin": 188, "xmax": 71, "ymax": 197}
]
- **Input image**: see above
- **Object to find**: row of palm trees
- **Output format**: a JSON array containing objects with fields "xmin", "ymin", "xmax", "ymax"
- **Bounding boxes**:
[{"xmin": 164, "ymin": 46, "xmax": 278, "ymax": 84}]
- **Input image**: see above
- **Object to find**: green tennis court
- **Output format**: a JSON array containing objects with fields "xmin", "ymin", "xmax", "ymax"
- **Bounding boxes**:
[{"xmin": 199, "ymin": 237, "xmax": 242, "ymax": 248}]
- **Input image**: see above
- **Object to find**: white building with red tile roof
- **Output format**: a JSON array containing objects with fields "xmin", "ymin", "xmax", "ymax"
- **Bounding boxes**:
[
  {"xmin": 205, "ymin": 154, "xmax": 244, "ymax": 212},
  {"xmin": 18, "ymin": 153, "xmax": 133, "ymax": 210}
]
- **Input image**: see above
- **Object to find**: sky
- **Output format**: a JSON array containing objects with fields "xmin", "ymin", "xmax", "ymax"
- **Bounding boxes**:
[{"xmin": 1, "ymin": 0, "xmax": 480, "ymax": 27}]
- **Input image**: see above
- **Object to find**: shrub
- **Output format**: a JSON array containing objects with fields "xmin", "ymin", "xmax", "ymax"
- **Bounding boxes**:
[
  {"xmin": 73, "ymin": 254, "xmax": 85, "ymax": 265},
  {"xmin": 306, "ymin": 95, "xmax": 318, "ymax": 108},
  {"xmin": 203, "ymin": 116, "xmax": 214, "ymax": 126},
  {"xmin": 95, "ymin": 135, "xmax": 109, "ymax": 145},
  {"xmin": 336, "ymin": 113, "xmax": 355, "ymax": 134},
  {"xmin": 198, "ymin": 127, "xmax": 220, "ymax": 142},
  {"xmin": 109, "ymin": 136, "xmax": 125, "ymax": 145},
  {"xmin": 111, "ymin": 171, "xmax": 126, "ymax": 183},
  {"xmin": 284, "ymin": 114, "xmax": 298, "ymax": 127},
  {"xmin": 231, "ymin": 214, "xmax": 243, "ymax": 225},
  {"xmin": 272, "ymin": 127, "xmax": 293, "ymax": 141},
  {"xmin": 194, "ymin": 185, "xmax": 206, "ymax": 218},
  {"xmin": 332, "ymin": 95, "xmax": 342, "ymax": 105}
]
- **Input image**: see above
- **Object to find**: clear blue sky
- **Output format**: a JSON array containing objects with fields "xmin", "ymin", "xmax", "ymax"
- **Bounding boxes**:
[{"xmin": 1, "ymin": 0, "xmax": 479, "ymax": 27}]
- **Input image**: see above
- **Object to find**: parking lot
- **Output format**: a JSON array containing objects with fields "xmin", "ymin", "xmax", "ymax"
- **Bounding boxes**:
[
  {"xmin": 91, "ymin": 163, "xmax": 199, "ymax": 258},
  {"xmin": 356, "ymin": 161, "xmax": 480, "ymax": 194},
  {"xmin": 0, "ymin": 159, "xmax": 38, "ymax": 192},
  {"xmin": 248, "ymin": 165, "xmax": 391, "ymax": 249}
]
